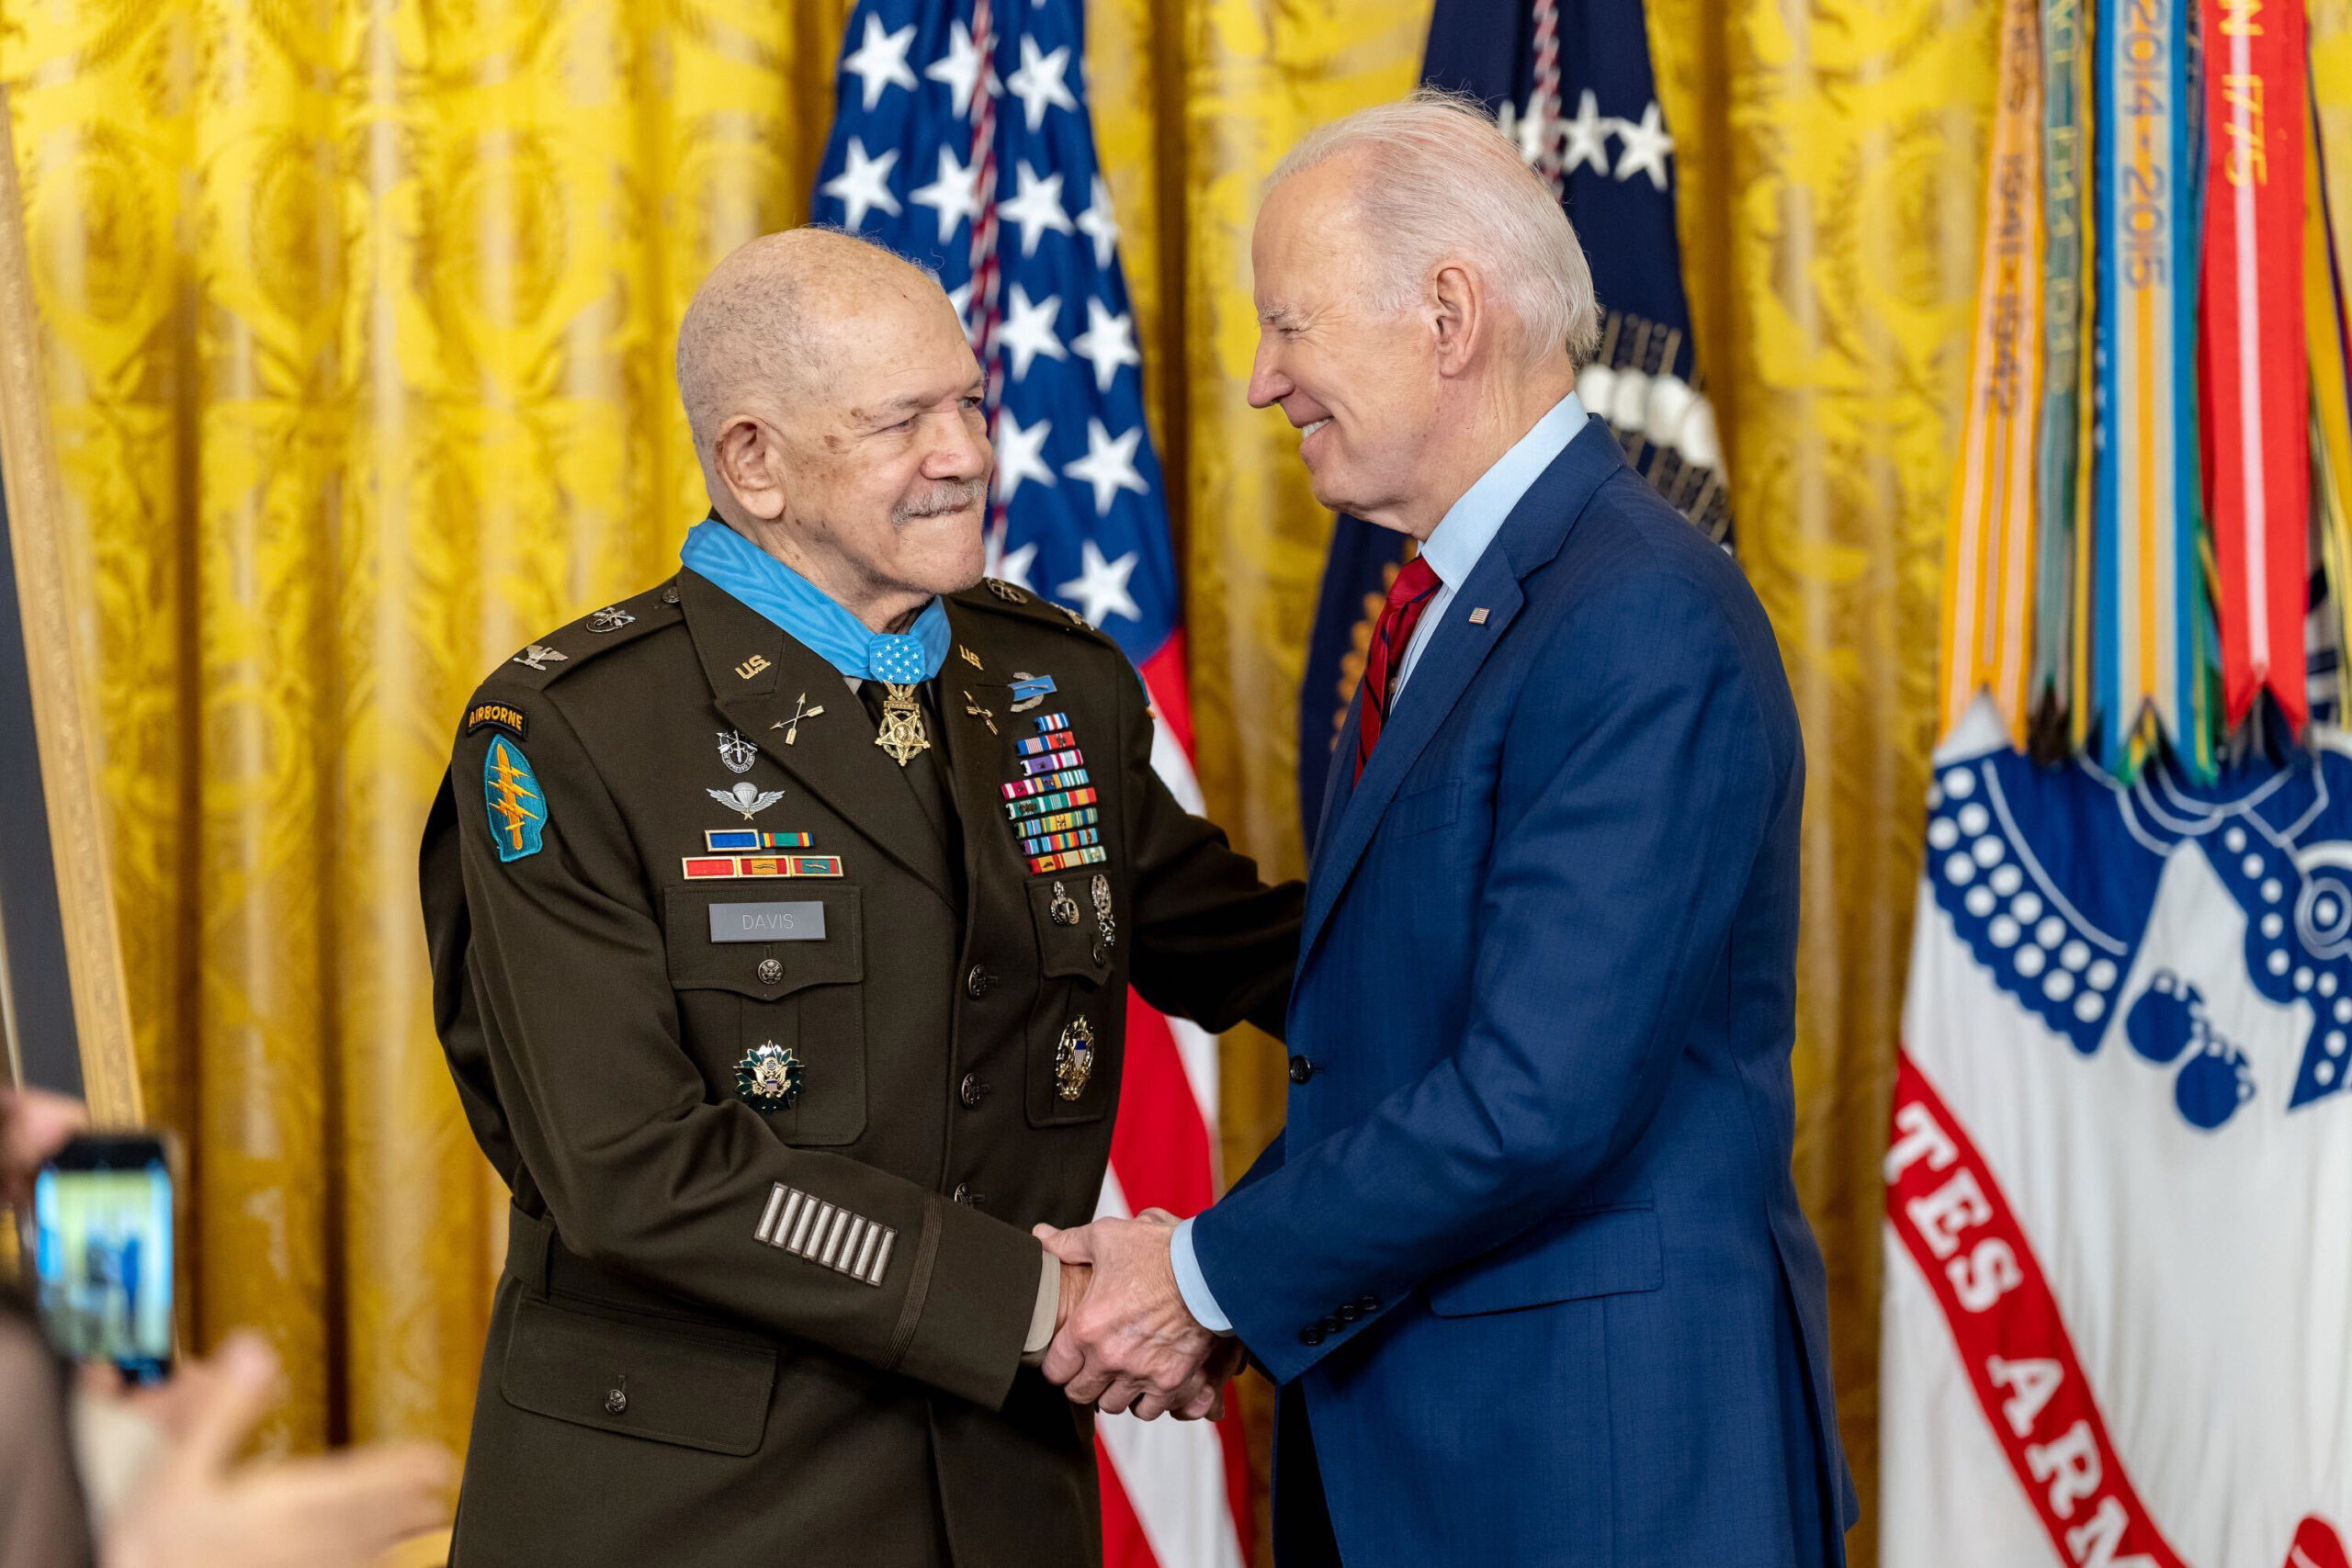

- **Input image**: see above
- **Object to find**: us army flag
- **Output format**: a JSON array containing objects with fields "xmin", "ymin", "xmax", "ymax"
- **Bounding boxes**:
[{"xmin": 1880, "ymin": 702, "xmax": 2352, "ymax": 1568}]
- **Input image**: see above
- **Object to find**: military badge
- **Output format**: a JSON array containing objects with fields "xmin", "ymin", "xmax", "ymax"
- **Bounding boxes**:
[
  {"xmin": 959, "ymin": 644, "xmax": 983, "ymax": 670},
  {"xmin": 874, "ymin": 683, "xmax": 931, "ymax": 765},
  {"xmin": 1008, "ymin": 672, "xmax": 1057, "ymax": 713},
  {"xmin": 985, "ymin": 578, "xmax": 1028, "ymax": 604},
  {"xmin": 586, "ymin": 605, "xmax": 635, "ymax": 633},
  {"xmin": 708, "ymin": 781, "xmax": 787, "ymax": 819},
  {"xmin": 736, "ymin": 654, "xmax": 772, "ymax": 680},
  {"xmin": 512, "ymin": 643, "xmax": 567, "ymax": 671},
  {"xmin": 996, "ymin": 708, "xmax": 1110, "ymax": 874},
  {"xmin": 1091, "ymin": 874, "xmax": 1115, "ymax": 951},
  {"xmin": 769, "ymin": 692, "xmax": 824, "ymax": 744},
  {"xmin": 1049, "ymin": 882, "xmax": 1081, "ymax": 926},
  {"xmin": 482, "ymin": 736, "xmax": 548, "ymax": 862},
  {"xmin": 963, "ymin": 691, "xmax": 998, "ymax": 735},
  {"xmin": 718, "ymin": 730, "xmax": 759, "ymax": 773},
  {"xmin": 735, "ymin": 1041, "xmax": 803, "ymax": 1111},
  {"xmin": 1055, "ymin": 1017, "xmax": 1096, "ymax": 1101},
  {"xmin": 465, "ymin": 701, "xmax": 527, "ymax": 740}
]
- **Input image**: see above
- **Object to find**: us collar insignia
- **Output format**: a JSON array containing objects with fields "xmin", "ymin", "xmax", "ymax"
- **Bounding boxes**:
[
  {"xmin": 736, "ymin": 1041, "xmax": 803, "ymax": 1111},
  {"xmin": 985, "ymin": 578, "xmax": 1028, "ymax": 604},
  {"xmin": 513, "ymin": 643, "xmax": 567, "ymax": 671},
  {"xmin": 718, "ymin": 730, "xmax": 759, "ymax": 774},
  {"xmin": 1008, "ymin": 672, "xmax": 1057, "ymax": 713},
  {"xmin": 483, "ymin": 736, "xmax": 548, "ymax": 862},
  {"xmin": 736, "ymin": 653, "xmax": 772, "ymax": 680},
  {"xmin": 1055, "ymin": 1016, "xmax": 1095, "ymax": 1100},
  {"xmin": 586, "ymin": 605, "xmax": 635, "ymax": 633},
  {"xmin": 465, "ymin": 701, "xmax": 526, "ymax": 740},
  {"xmin": 708, "ymin": 781, "xmax": 787, "ymax": 818},
  {"xmin": 959, "ymin": 644, "xmax": 983, "ymax": 670}
]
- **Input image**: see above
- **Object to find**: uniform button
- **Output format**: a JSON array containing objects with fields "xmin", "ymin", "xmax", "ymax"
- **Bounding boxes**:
[
  {"xmin": 1288, "ymin": 1055, "xmax": 1315, "ymax": 1084},
  {"xmin": 953, "ymin": 1182, "xmax": 982, "ymax": 1207},
  {"xmin": 1337, "ymin": 1303, "xmax": 1360, "ymax": 1323},
  {"xmin": 967, "ymin": 964, "xmax": 997, "ymax": 999},
  {"xmin": 661, "ymin": 585, "xmax": 680, "ymax": 605},
  {"xmin": 1358, "ymin": 1295, "xmax": 1380, "ymax": 1314},
  {"xmin": 958, "ymin": 1073, "xmax": 988, "ymax": 1110},
  {"xmin": 1300, "ymin": 1325, "xmax": 1325, "ymax": 1348},
  {"xmin": 604, "ymin": 1386, "xmax": 628, "ymax": 1416},
  {"xmin": 1091, "ymin": 942, "xmax": 1106, "ymax": 967},
  {"xmin": 757, "ymin": 957, "xmax": 783, "ymax": 986}
]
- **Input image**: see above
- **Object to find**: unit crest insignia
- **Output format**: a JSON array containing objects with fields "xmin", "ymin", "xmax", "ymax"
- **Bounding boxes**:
[
  {"xmin": 735, "ymin": 1042, "xmax": 803, "ymax": 1111},
  {"xmin": 1056, "ymin": 1016, "xmax": 1096, "ymax": 1100},
  {"xmin": 586, "ymin": 605, "xmax": 635, "ymax": 633},
  {"xmin": 718, "ymin": 730, "xmax": 759, "ymax": 774}
]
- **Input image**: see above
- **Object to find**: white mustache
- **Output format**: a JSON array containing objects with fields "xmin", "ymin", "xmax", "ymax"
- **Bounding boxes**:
[{"xmin": 894, "ymin": 479, "xmax": 988, "ymax": 525}]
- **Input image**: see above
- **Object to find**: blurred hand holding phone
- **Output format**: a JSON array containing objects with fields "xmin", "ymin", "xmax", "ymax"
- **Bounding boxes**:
[{"xmin": 29, "ymin": 1131, "xmax": 175, "ymax": 1383}]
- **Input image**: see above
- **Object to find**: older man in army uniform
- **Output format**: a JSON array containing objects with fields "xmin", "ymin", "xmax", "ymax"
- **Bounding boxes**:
[{"xmin": 418, "ymin": 228, "xmax": 1300, "ymax": 1567}]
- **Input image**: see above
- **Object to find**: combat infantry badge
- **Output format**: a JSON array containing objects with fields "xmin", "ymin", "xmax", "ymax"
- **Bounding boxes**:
[
  {"xmin": 1056, "ymin": 1016, "xmax": 1095, "ymax": 1100},
  {"xmin": 736, "ymin": 1042, "xmax": 803, "ymax": 1111}
]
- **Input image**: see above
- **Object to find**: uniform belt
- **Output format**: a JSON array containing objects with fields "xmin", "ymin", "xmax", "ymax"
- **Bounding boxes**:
[{"xmin": 503, "ymin": 1203, "xmax": 761, "ymax": 1337}]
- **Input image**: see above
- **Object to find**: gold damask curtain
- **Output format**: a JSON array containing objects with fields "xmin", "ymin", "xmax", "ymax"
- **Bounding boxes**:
[{"xmin": 3, "ymin": 0, "xmax": 1997, "ymax": 1559}]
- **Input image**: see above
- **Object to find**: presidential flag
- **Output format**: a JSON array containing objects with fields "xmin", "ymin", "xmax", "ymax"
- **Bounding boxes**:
[
  {"xmin": 1295, "ymin": 0, "xmax": 1728, "ymax": 840},
  {"xmin": 1880, "ymin": 703, "xmax": 2352, "ymax": 1568},
  {"xmin": 814, "ymin": 6, "xmax": 1250, "ymax": 1564}
]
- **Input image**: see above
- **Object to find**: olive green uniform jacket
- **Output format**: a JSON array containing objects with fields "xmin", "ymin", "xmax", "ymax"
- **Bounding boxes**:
[{"xmin": 419, "ymin": 569, "xmax": 1301, "ymax": 1567}]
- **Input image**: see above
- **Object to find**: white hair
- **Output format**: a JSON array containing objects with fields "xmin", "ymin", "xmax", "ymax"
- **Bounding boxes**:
[{"xmin": 1270, "ymin": 88, "xmax": 1602, "ymax": 367}]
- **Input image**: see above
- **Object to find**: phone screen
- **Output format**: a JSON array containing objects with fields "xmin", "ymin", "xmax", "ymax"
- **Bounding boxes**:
[{"xmin": 31, "ymin": 1135, "xmax": 174, "ymax": 1382}]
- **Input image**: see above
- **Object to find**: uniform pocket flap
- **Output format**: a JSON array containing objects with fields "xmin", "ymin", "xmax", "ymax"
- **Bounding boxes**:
[
  {"xmin": 1024, "ymin": 876, "xmax": 1108, "ymax": 984},
  {"xmin": 501, "ymin": 1296, "xmax": 776, "ymax": 1456},
  {"xmin": 663, "ymin": 886, "xmax": 865, "ymax": 997},
  {"xmin": 1425, "ymin": 1204, "xmax": 1663, "ymax": 1317}
]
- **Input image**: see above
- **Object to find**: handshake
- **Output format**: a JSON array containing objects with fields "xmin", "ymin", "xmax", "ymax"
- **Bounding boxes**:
[{"xmin": 1032, "ymin": 1209, "xmax": 1246, "ymax": 1422}]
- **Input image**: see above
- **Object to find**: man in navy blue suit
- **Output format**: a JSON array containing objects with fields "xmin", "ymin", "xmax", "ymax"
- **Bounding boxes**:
[{"xmin": 1037, "ymin": 91, "xmax": 1857, "ymax": 1564}]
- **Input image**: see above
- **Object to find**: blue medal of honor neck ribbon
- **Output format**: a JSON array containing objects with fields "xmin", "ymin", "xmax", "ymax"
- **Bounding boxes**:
[{"xmin": 681, "ymin": 516, "xmax": 950, "ymax": 684}]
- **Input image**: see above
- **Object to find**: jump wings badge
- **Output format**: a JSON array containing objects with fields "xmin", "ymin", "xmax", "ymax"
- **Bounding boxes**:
[
  {"xmin": 1055, "ymin": 1016, "xmax": 1096, "ymax": 1100},
  {"xmin": 482, "ymin": 737, "xmax": 548, "ymax": 863},
  {"xmin": 709, "ymin": 781, "xmax": 787, "ymax": 819},
  {"xmin": 735, "ymin": 1041, "xmax": 803, "ymax": 1111}
]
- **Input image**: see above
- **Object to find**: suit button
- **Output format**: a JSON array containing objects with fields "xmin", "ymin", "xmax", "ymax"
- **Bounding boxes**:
[
  {"xmin": 953, "ymin": 1182, "xmax": 981, "ymax": 1207},
  {"xmin": 967, "ymin": 964, "xmax": 997, "ymax": 999},
  {"xmin": 1300, "ymin": 1325, "xmax": 1325, "ymax": 1348},
  {"xmin": 1337, "ymin": 1303, "xmax": 1360, "ymax": 1323},
  {"xmin": 958, "ymin": 1073, "xmax": 988, "ymax": 1110},
  {"xmin": 1358, "ymin": 1295, "xmax": 1380, "ymax": 1314},
  {"xmin": 1288, "ymin": 1055, "xmax": 1315, "ymax": 1084}
]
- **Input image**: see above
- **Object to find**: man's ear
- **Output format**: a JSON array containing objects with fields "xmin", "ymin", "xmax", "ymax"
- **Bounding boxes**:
[
  {"xmin": 714, "ymin": 413, "xmax": 789, "ymax": 522},
  {"xmin": 1430, "ymin": 262, "xmax": 1484, "ymax": 378}
]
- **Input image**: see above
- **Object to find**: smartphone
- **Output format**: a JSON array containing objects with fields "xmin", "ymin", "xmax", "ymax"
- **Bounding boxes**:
[{"xmin": 28, "ymin": 1133, "xmax": 175, "ymax": 1383}]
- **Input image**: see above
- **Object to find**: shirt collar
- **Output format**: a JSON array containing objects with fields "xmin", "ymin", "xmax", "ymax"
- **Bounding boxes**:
[{"xmin": 1417, "ymin": 391, "xmax": 1589, "ymax": 590}]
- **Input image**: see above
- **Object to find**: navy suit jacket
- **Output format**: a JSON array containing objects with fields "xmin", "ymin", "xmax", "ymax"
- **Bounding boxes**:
[{"xmin": 1191, "ymin": 419, "xmax": 1859, "ymax": 1564}]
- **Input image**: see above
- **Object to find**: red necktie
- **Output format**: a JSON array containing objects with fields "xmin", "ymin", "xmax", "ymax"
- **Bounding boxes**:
[{"xmin": 1354, "ymin": 554, "xmax": 1442, "ymax": 784}]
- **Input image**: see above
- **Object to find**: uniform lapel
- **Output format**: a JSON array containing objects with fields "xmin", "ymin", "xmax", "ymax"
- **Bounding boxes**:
[
  {"xmin": 678, "ymin": 570, "xmax": 958, "ymax": 909},
  {"xmin": 1296, "ymin": 417, "xmax": 1627, "ymax": 968},
  {"xmin": 936, "ymin": 603, "xmax": 1028, "ymax": 897}
]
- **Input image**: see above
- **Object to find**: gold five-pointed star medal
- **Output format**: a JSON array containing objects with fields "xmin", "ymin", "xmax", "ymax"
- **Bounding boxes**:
[{"xmin": 875, "ymin": 683, "xmax": 930, "ymax": 765}]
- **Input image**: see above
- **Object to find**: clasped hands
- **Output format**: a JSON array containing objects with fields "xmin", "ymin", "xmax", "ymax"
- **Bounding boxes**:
[{"xmin": 1034, "ymin": 1209, "xmax": 1245, "ymax": 1421}]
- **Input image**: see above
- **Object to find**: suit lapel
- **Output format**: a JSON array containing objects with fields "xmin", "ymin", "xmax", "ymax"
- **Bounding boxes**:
[
  {"xmin": 1296, "ymin": 417, "xmax": 1628, "ymax": 967},
  {"xmin": 678, "ymin": 570, "xmax": 957, "ymax": 909}
]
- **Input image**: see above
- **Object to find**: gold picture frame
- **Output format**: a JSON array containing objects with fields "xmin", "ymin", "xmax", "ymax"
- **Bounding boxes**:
[{"xmin": 0, "ymin": 86, "xmax": 141, "ymax": 1123}]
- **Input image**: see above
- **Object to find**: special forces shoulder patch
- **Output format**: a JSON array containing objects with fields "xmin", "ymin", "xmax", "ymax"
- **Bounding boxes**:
[{"xmin": 482, "ymin": 735, "xmax": 548, "ymax": 863}]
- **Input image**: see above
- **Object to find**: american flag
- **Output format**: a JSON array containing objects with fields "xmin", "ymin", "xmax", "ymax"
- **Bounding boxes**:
[{"xmin": 814, "ymin": 5, "xmax": 1251, "ymax": 1564}]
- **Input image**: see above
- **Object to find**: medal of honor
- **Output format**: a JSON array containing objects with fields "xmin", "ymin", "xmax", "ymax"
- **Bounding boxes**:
[
  {"xmin": 735, "ymin": 1041, "xmax": 803, "ymax": 1111},
  {"xmin": 874, "ymin": 682, "xmax": 931, "ymax": 765},
  {"xmin": 1055, "ymin": 1016, "xmax": 1095, "ymax": 1101}
]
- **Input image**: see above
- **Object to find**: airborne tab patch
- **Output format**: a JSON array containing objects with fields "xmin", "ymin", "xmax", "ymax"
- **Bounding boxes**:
[
  {"xmin": 465, "ymin": 701, "xmax": 527, "ymax": 740},
  {"xmin": 482, "ymin": 736, "xmax": 548, "ymax": 862}
]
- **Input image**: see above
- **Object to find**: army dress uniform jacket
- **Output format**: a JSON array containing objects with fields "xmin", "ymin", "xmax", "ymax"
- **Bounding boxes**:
[{"xmin": 419, "ymin": 568, "xmax": 1301, "ymax": 1568}]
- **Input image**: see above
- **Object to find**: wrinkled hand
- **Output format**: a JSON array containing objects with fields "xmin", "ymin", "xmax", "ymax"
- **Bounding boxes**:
[
  {"xmin": 1035, "ymin": 1212, "xmax": 1224, "ymax": 1420},
  {"xmin": 100, "ymin": 1333, "xmax": 453, "ymax": 1568}
]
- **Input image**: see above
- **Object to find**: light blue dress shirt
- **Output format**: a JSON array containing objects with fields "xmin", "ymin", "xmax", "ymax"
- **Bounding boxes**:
[{"xmin": 1169, "ymin": 390, "xmax": 1589, "ymax": 1336}]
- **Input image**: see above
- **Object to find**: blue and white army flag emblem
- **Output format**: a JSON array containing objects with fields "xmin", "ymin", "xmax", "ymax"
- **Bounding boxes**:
[
  {"xmin": 735, "ymin": 1041, "xmax": 803, "ymax": 1111},
  {"xmin": 482, "ymin": 736, "xmax": 547, "ymax": 863}
]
